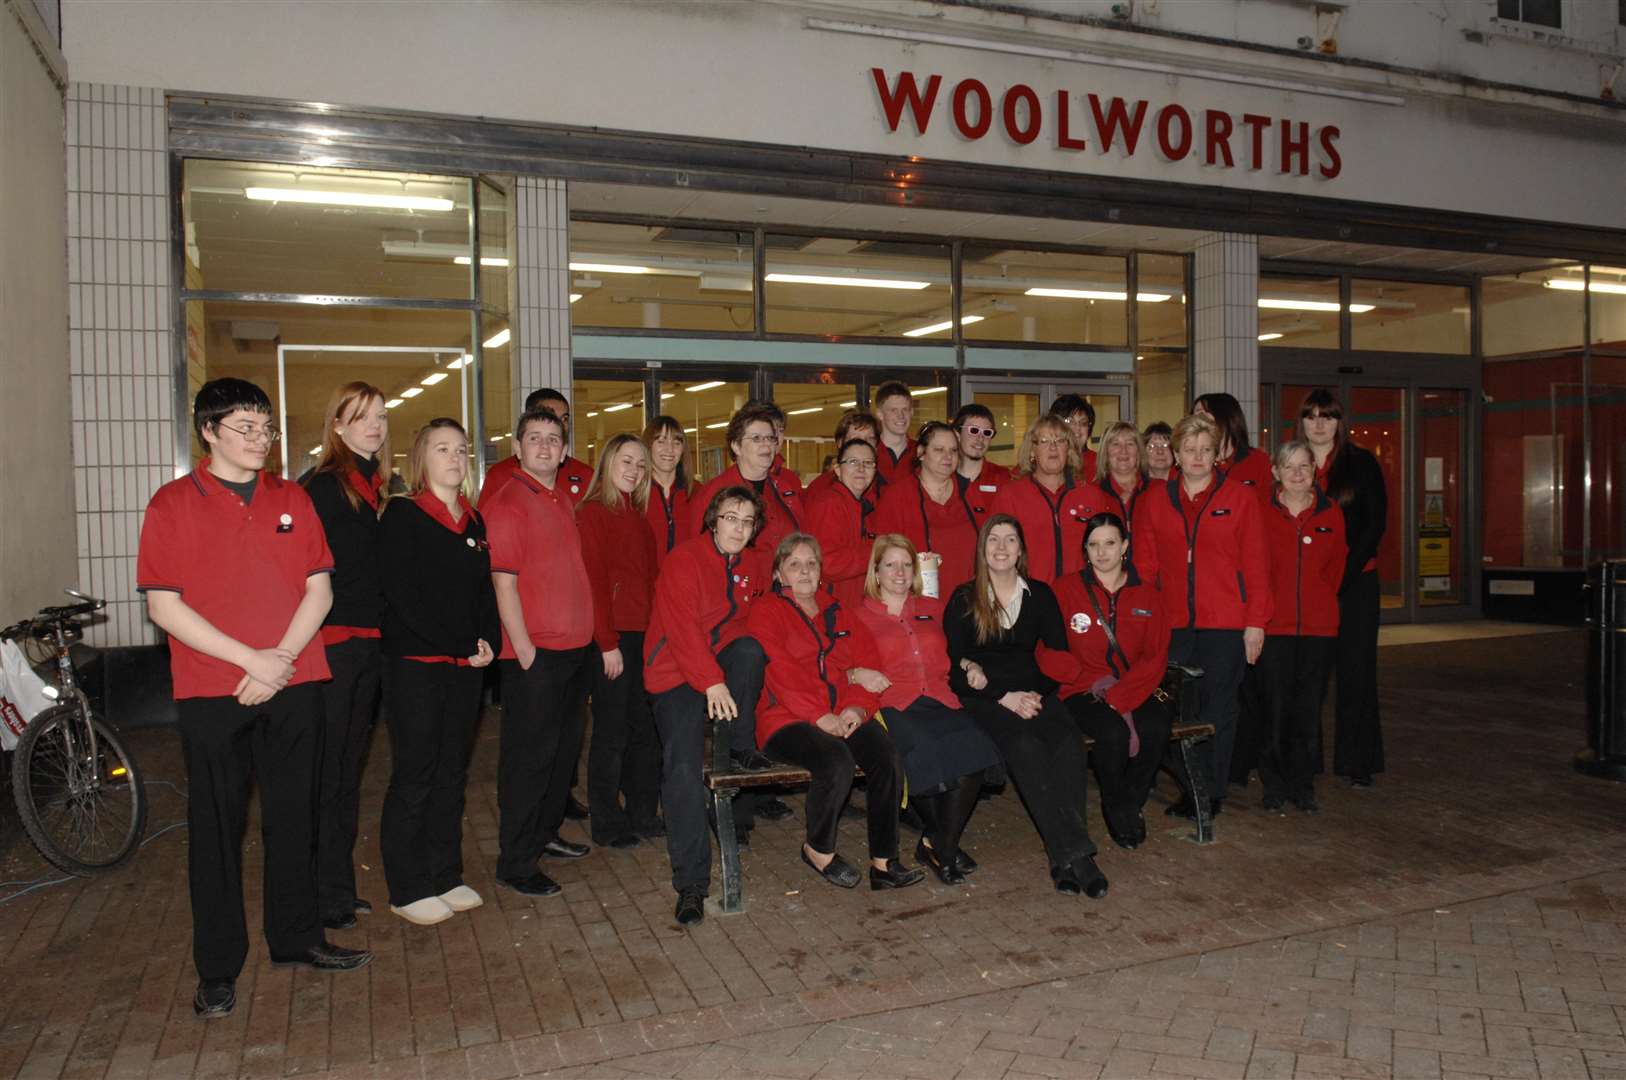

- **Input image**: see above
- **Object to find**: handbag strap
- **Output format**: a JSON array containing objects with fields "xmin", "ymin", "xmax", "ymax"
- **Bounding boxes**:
[{"xmin": 1081, "ymin": 576, "xmax": 1131, "ymax": 676}]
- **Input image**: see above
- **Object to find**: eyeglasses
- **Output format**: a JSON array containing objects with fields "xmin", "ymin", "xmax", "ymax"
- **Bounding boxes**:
[
  {"xmin": 1061, "ymin": 416, "xmax": 1091, "ymax": 428},
  {"xmin": 739, "ymin": 433, "xmax": 777, "ymax": 446},
  {"xmin": 838, "ymin": 459, "xmax": 877, "ymax": 470},
  {"xmin": 1145, "ymin": 440, "xmax": 1172, "ymax": 451},
  {"xmin": 960, "ymin": 426, "xmax": 995, "ymax": 438},
  {"xmin": 1034, "ymin": 436, "xmax": 1069, "ymax": 448},
  {"xmin": 719, "ymin": 513, "xmax": 757, "ymax": 529},
  {"xmin": 215, "ymin": 421, "xmax": 280, "ymax": 444}
]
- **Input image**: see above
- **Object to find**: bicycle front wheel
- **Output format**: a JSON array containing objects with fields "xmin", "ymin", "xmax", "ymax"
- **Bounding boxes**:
[{"xmin": 12, "ymin": 703, "xmax": 148, "ymax": 875}]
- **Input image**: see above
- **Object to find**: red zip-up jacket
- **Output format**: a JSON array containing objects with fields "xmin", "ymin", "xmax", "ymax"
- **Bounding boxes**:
[
  {"xmin": 1218, "ymin": 447, "xmax": 1274, "ymax": 509},
  {"xmin": 747, "ymin": 589, "xmax": 881, "ymax": 747},
  {"xmin": 577, "ymin": 497, "xmax": 657, "ymax": 653},
  {"xmin": 806, "ymin": 484, "xmax": 877, "ymax": 610},
  {"xmin": 643, "ymin": 533, "xmax": 766, "ymax": 696},
  {"xmin": 1137, "ymin": 471, "xmax": 1273, "ymax": 632},
  {"xmin": 1263, "ymin": 489, "xmax": 1346, "ymax": 638},
  {"xmin": 645, "ymin": 479, "xmax": 691, "ymax": 570},
  {"xmin": 853, "ymin": 594, "xmax": 960, "ymax": 711},
  {"xmin": 990, "ymin": 473, "xmax": 1119, "ymax": 585},
  {"xmin": 1039, "ymin": 567, "xmax": 1170, "ymax": 715},
  {"xmin": 875, "ymin": 437, "xmax": 916, "ymax": 487},
  {"xmin": 958, "ymin": 461, "xmax": 1011, "ymax": 531},
  {"xmin": 687, "ymin": 464, "xmax": 806, "ymax": 558},
  {"xmin": 873, "ymin": 473, "xmax": 981, "ymax": 596}
]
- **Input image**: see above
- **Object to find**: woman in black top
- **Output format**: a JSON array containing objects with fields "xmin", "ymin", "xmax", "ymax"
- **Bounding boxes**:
[
  {"xmin": 378, "ymin": 418, "xmax": 500, "ymax": 926},
  {"xmin": 1300, "ymin": 389, "xmax": 1388, "ymax": 786},
  {"xmin": 301, "ymin": 381, "xmax": 390, "ymax": 929},
  {"xmin": 943, "ymin": 514, "xmax": 1107, "ymax": 898}
]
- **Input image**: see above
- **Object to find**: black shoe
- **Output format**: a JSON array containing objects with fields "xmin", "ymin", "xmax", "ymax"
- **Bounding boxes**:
[
  {"xmin": 1349, "ymin": 775, "xmax": 1374, "ymax": 789},
  {"xmin": 1292, "ymin": 793, "xmax": 1320, "ymax": 814},
  {"xmin": 756, "ymin": 797, "xmax": 794, "ymax": 822},
  {"xmin": 730, "ymin": 748, "xmax": 777, "ymax": 772},
  {"xmin": 632, "ymin": 818, "xmax": 666, "ymax": 839},
  {"xmin": 1261, "ymin": 792, "xmax": 1287, "ymax": 812},
  {"xmin": 498, "ymin": 871, "xmax": 562, "ymax": 897},
  {"xmin": 322, "ymin": 910, "xmax": 358, "ymax": 931},
  {"xmin": 542, "ymin": 838, "xmax": 590, "ymax": 859},
  {"xmin": 870, "ymin": 859, "xmax": 925, "ymax": 891},
  {"xmin": 564, "ymin": 795, "xmax": 590, "ymax": 820},
  {"xmin": 193, "ymin": 978, "xmax": 236, "ymax": 1018},
  {"xmin": 1052, "ymin": 864, "xmax": 1083, "ymax": 895},
  {"xmin": 898, "ymin": 804, "xmax": 926, "ymax": 834},
  {"xmin": 953, "ymin": 849, "xmax": 979, "ymax": 875},
  {"xmin": 604, "ymin": 833, "xmax": 641, "ymax": 850},
  {"xmin": 269, "ymin": 941, "xmax": 373, "ymax": 971},
  {"xmin": 1076, "ymin": 856, "xmax": 1110, "ymax": 899},
  {"xmin": 915, "ymin": 838, "xmax": 965, "ymax": 885},
  {"xmin": 353, "ymin": 898, "xmax": 373, "ymax": 915},
  {"xmin": 1103, "ymin": 806, "xmax": 1139, "ymax": 850},
  {"xmin": 1128, "ymin": 809, "xmax": 1147, "ymax": 846},
  {"xmin": 1165, "ymin": 796, "xmax": 1195, "ymax": 819},
  {"xmin": 675, "ymin": 889, "xmax": 705, "ymax": 927},
  {"xmin": 801, "ymin": 848, "xmax": 860, "ymax": 889}
]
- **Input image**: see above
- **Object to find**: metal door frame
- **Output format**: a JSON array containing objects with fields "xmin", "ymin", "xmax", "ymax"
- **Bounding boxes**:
[{"xmin": 961, "ymin": 375, "xmax": 1136, "ymax": 425}]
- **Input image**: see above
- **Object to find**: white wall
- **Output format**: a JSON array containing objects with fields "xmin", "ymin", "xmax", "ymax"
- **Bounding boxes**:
[{"xmin": 58, "ymin": 0, "xmax": 1626, "ymax": 231}]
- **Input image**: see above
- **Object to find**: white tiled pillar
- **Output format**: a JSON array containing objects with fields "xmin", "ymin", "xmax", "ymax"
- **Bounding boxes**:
[
  {"xmin": 512, "ymin": 177, "xmax": 572, "ymax": 424},
  {"xmin": 1192, "ymin": 232, "xmax": 1260, "ymax": 433},
  {"xmin": 66, "ymin": 83, "xmax": 172, "ymax": 647}
]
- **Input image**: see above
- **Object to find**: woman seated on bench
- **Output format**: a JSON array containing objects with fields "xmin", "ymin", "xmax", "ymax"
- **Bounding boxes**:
[
  {"xmin": 1041, "ymin": 511, "xmax": 1174, "ymax": 851},
  {"xmin": 851, "ymin": 534, "xmax": 1002, "ymax": 885},
  {"xmin": 944, "ymin": 515, "xmax": 1109, "ymax": 899},
  {"xmin": 747, "ymin": 533, "xmax": 925, "ymax": 892}
]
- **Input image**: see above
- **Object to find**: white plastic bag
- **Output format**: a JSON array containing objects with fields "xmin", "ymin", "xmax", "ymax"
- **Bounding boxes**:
[{"xmin": 0, "ymin": 639, "xmax": 54, "ymax": 751}]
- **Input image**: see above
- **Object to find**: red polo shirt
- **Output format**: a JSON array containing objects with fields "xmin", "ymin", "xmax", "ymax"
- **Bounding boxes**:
[
  {"xmin": 480, "ymin": 452, "xmax": 592, "ymax": 508},
  {"xmin": 853, "ymin": 594, "xmax": 960, "ymax": 711},
  {"xmin": 483, "ymin": 466, "xmax": 594, "ymax": 656},
  {"xmin": 137, "ymin": 463, "xmax": 335, "ymax": 699},
  {"xmin": 875, "ymin": 437, "xmax": 916, "ymax": 487},
  {"xmin": 958, "ymin": 460, "xmax": 1011, "ymax": 531}
]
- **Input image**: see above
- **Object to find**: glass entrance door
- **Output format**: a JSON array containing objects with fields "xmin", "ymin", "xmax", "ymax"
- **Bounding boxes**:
[{"xmin": 961, "ymin": 377, "xmax": 1132, "ymax": 470}]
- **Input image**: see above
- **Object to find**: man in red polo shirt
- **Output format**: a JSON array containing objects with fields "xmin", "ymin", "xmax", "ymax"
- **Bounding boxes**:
[
  {"xmin": 873, "ymin": 380, "xmax": 917, "ymax": 487},
  {"xmin": 138, "ymin": 379, "xmax": 371, "ymax": 1021},
  {"xmin": 479, "ymin": 387, "xmax": 593, "ymax": 507},
  {"xmin": 484, "ymin": 407, "xmax": 597, "ymax": 897}
]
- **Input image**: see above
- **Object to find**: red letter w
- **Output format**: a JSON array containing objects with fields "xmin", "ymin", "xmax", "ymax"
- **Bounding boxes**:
[{"xmin": 872, "ymin": 69, "xmax": 942, "ymax": 134}]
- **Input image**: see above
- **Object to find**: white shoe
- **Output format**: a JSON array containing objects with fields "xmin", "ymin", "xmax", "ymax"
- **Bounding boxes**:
[
  {"xmin": 438, "ymin": 885, "xmax": 484, "ymax": 912},
  {"xmin": 390, "ymin": 896, "xmax": 454, "ymax": 926}
]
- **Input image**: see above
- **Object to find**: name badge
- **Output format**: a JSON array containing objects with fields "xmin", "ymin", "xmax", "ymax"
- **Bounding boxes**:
[
  {"xmin": 979, "ymin": 484, "xmax": 997, "ymax": 492},
  {"xmin": 1314, "ymin": 526, "xmax": 1333, "ymax": 533},
  {"xmin": 1131, "ymin": 607, "xmax": 1154, "ymax": 617},
  {"xmin": 1211, "ymin": 508, "xmax": 1232, "ymax": 517}
]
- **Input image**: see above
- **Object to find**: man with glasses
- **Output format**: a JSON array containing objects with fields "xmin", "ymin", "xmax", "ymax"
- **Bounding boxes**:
[
  {"xmin": 480, "ymin": 387, "xmax": 592, "ymax": 507},
  {"xmin": 139, "ymin": 378, "xmax": 372, "ymax": 1020},
  {"xmin": 953, "ymin": 403, "xmax": 1012, "ymax": 529}
]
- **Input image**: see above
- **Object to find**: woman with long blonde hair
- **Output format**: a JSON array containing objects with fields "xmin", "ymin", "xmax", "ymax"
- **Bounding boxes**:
[
  {"xmin": 301, "ymin": 381, "xmax": 391, "ymax": 929},
  {"xmin": 577, "ymin": 432, "xmax": 662, "ymax": 848}
]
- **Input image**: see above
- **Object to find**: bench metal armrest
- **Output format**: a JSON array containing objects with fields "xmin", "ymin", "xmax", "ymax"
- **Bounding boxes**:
[{"xmin": 1166, "ymin": 661, "xmax": 1205, "ymax": 681}]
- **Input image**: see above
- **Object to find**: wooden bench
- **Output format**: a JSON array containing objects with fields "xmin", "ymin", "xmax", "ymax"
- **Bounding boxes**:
[{"xmin": 702, "ymin": 663, "xmax": 1214, "ymax": 914}]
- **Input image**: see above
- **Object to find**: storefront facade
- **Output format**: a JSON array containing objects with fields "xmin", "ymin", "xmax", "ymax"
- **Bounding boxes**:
[{"xmin": 31, "ymin": 0, "xmax": 1626, "ymax": 645}]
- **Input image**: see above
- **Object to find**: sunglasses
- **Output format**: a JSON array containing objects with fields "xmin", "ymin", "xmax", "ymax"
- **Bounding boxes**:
[{"xmin": 960, "ymin": 425, "xmax": 995, "ymax": 438}]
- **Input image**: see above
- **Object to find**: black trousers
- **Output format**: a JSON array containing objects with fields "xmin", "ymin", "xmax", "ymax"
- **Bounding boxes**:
[
  {"xmin": 1334, "ymin": 570, "xmax": 1385, "ymax": 778},
  {"xmin": 764, "ymin": 719, "xmax": 901, "ymax": 859},
  {"xmin": 1167, "ymin": 628, "xmax": 1246, "ymax": 799},
  {"xmin": 175, "ymin": 683, "xmax": 324, "ymax": 981},
  {"xmin": 1064, "ymin": 692, "xmax": 1174, "ymax": 825},
  {"xmin": 960, "ymin": 694, "xmax": 1097, "ymax": 866},
  {"xmin": 379, "ymin": 658, "xmax": 482, "ymax": 907},
  {"xmin": 315, "ymin": 637, "xmax": 382, "ymax": 917},
  {"xmin": 587, "ymin": 630, "xmax": 661, "ymax": 842},
  {"xmin": 1257, "ymin": 635, "xmax": 1336, "ymax": 800},
  {"xmin": 1229, "ymin": 664, "xmax": 1266, "ymax": 787},
  {"xmin": 497, "ymin": 647, "xmax": 590, "ymax": 880},
  {"xmin": 650, "ymin": 636, "xmax": 765, "ymax": 896}
]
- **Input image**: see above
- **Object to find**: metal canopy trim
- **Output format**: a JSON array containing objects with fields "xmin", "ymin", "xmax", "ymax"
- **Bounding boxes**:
[
  {"xmin": 572, "ymin": 335, "xmax": 954, "ymax": 368},
  {"xmin": 167, "ymin": 96, "xmax": 1626, "ymax": 264}
]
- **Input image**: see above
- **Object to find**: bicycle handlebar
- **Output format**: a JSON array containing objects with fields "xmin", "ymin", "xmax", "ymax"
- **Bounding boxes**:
[{"xmin": 1, "ymin": 593, "xmax": 105, "ymax": 641}]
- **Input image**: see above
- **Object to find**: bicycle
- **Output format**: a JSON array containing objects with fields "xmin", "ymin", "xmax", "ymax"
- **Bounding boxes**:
[{"xmin": 3, "ymin": 590, "xmax": 148, "ymax": 875}]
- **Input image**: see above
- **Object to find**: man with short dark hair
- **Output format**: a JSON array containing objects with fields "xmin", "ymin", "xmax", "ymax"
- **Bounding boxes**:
[
  {"xmin": 872, "ymin": 381, "xmax": 916, "ymax": 486},
  {"xmin": 139, "ymin": 378, "xmax": 372, "ymax": 1020},
  {"xmin": 480, "ymin": 387, "xmax": 593, "ymax": 506},
  {"xmin": 1049, "ymin": 393, "xmax": 1098, "ymax": 478},
  {"xmin": 953, "ymin": 403, "xmax": 1012, "ymax": 528}
]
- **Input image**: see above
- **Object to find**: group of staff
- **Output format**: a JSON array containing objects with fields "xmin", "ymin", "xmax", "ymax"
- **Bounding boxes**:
[{"xmin": 139, "ymin": 375, "xmax": 1386, "ymax": 1019}]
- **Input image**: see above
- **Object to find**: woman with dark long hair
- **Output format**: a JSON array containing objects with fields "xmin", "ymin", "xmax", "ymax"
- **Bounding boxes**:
[
  {"xmin": 1299, "ymin": 389, "xmax": 1388, "ymax": 787},
  {"xmin": 301, "ymin": 381, "xmax": 390, "ymax": 929},
  {"xmin": 943, "ymin": 515, "xmax": 1108, "ymax": 898},
  {"xmin": 641, "ymin": 415, "xmax": 690, "ymax": 570}
]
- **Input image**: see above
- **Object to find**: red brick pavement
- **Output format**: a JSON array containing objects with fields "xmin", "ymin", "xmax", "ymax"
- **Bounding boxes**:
[{"xmin": 1, "ymin": 630, "xmax": 1623, "ymax": 1079}]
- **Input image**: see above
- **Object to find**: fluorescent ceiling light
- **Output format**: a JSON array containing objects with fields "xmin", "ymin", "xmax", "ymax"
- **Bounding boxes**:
[
  {"xmin": 903, "ymin": 314, "xmax": 985, "ymax": 338},
  {"xmin": 684, "ymin": 427, "xmax": 698, "ymax": 434},
  {"xmin": 483, "ymin": 328, "xmax": 510, "ymax": 349},
  {"xmin": 569, "ymin": 262, "xmax": 652, "ymax": 275},
  {"xmin": 399, "ymin": 387, "xmax": 423, "ymax": 399},
  {"xmin": 308, "ymin": 445, "xmax": 322, "ymax": 456},
  {"xmin": 686, "ymin": 381, "xmax": 725, "ymax": 392},
  {"xmin": 489, "ymin": 435, "xmax": 504, "ymax": 443},
  {"xmin": 246, "ymin": 187, "xmax": 454, "ymax": 211},
  {"xmin": 1024, "ymin": 288, "xmax": 1172, "ymax": 302},
  {"xmin": 586, "ymin": 411, "xmax": 599, "ymax": 418},
  {"xmin": 765, "ymin": 272, "xmax": 930, "ymax": 290},
  {"xmin": 452, "ymin": 256, "xmax": 511, "ymax": 267},
  {"xmin": 839, "ymin": 401, "xmax": 856, "ymax": 408},
  {"xmin": 420, "ymin": 372, "xmax": 448, "ymax": 386},
  {"xmin": 1258, "ymin": 298, "xmax": 1375, "ymax": 313},
  {"xmin": 910, "ymin": 386, "xmax": 948, "ymax": 396},
  {"xmin": 705, "ymin": 421, "xmax": 729, "ymax": 429},
  {"xmin": 1258, "ymin": 333, "xmax": 1284, "ymax": 342},
  {"xmin": 569, "ymin": 293, "xmax": 583, "ymax": 303},
  {"xmin": 385, "ymin": 398, "xmax": 403, "ymax": 409},
  {"xmin": 605, "ymin": 402, "xmax": 635, "ymax": 413},
  {"xmin": 1545, "ymin": 278, "xmax": 1626, "ymax": 294},
  {"xmin": 660, "ymin": 392, "xmax": 674, "ymax": 400},
  {"xmin": 447, "ymin": 354, "xmax": 471, "ymax": 369},
  {"xmin": 787, "ymin": 406, "xmax": 823, "ymax": 416}
]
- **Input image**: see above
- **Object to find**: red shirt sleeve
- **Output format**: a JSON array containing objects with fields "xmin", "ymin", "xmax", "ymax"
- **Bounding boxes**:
[
  {"xmin": 577, "ymin": 504, "xmax": 619, "ymax": 653},
  {"xmin": 288, "ymin": 485, "xmax": 335, "ymax": 578},
  {"xmin": 136, "ymin": 487, "xmax": 186, "ymax": 594},
  {"xmin": 483, "ymin": 492, "xmax": 527, "ymax": 577}
]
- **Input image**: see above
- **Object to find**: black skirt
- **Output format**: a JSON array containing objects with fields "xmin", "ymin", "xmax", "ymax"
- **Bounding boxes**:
[{"xmin": 879, "ymin": 696, "xmax": 1004, "ymax": 796}]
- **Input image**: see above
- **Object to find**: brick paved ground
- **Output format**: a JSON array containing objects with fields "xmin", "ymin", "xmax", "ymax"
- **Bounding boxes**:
[{"xmin": 1, "ymin": 630, "xmax": 1622, "ymax": 1079}]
